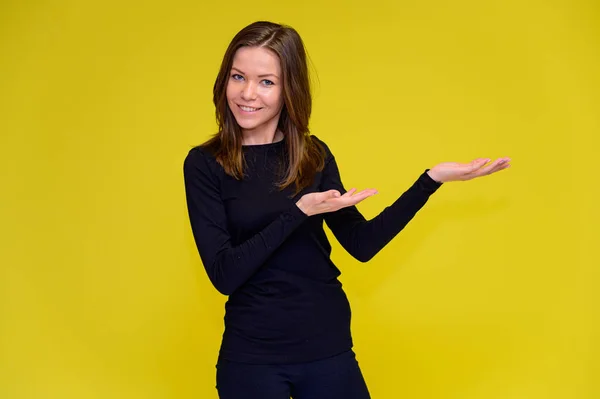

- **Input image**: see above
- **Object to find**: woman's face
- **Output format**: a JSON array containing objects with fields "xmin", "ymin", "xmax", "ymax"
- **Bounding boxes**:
[{"xmin": 226, "ymin": 46, "xmax": 284, "ymax": 139}]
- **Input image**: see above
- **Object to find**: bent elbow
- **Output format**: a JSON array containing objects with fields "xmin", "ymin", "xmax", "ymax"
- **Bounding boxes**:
[
  {"xmin": 206, "ymin": 256, "xmax": 239, "ymax": 295},
  {"xmin": 353, "ymin": 250, "xmax": 376, "ymax": 263},
  {"xmin": 207, "ymin": 267, "xmax": 237, "ymax": 295},
  {"xmin": 343, "ymin": 238, "xmax": 379, "ymax": 263},
  {"xmin": 211, "ymin": 278, "xmax": 237, "ymax": 296},
  {"xmin": 216, "ymin": 286, "xmax": 234, "ymax": 296}
]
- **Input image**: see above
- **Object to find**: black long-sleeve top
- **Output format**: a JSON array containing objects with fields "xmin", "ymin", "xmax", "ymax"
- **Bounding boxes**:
[{"xmin": 183, "ymin": 136, "xmax": 442, "ymax": 364}]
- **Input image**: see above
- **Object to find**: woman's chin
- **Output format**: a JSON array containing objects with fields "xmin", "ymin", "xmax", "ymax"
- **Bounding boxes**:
[
  {"xmin": 233, "ymin": 118, "xmax": 263, "ymax": 131},
  {"xmin": 236, "ymin": 122, "xmax": 260, "ymax": 131}
]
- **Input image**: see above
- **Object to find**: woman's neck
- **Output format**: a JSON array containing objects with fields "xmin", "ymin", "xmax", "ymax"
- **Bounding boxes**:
[{"xmin": 242, "ymin": 129, "xmax": 284, "ymax": 145}]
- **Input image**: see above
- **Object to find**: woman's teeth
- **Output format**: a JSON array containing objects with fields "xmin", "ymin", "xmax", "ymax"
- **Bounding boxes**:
[{"xmin": 240, "ymin": 105, "xmax": 260, "ymax": 112}]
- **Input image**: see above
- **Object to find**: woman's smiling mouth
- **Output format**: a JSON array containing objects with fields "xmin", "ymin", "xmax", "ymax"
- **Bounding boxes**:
[{"xmin": 238, "ymin": 105, "xmax": 262, "ymax": 112}]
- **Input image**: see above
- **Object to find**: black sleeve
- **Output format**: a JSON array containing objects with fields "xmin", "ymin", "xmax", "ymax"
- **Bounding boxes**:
[
  {"xmin": 317, "ymin": 139, "xmax": 442, "ymax": 262},
  {"xmin": 183, "ymin": 147, "xmax": 308, "ymax": 295}
]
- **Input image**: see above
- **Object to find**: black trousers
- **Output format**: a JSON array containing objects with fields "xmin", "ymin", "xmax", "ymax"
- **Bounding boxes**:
[{"xmin": 216, "ymin": 350, "xmax": 371, "ymax": 399}]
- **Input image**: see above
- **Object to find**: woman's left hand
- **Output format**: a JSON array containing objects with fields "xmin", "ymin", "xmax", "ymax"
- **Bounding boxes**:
[{"xmin": 427, "ymin": 157, "xmax": 511, "ymax": 183}]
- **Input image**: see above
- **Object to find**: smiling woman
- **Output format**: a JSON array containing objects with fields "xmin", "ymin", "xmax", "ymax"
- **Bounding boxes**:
[
  {"xmin": 183, "ymin": 20, "xmax": 510, "ymax": 399},
  {"xmin": 226, "ymin": 47, "xmax": 284, "ymax": 143}
]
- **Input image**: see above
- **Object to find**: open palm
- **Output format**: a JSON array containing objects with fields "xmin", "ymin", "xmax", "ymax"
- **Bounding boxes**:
[
  {"xmin": 428, "ymin": 157, "xmax": 511, "ymax": 183},
  {"xmin": 296, "ymin": 188, "xmax": 378, "ymax": 217}
]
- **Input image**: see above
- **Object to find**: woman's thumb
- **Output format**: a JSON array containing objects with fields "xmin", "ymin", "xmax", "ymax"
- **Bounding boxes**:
[{"xmin": 327, "ymin": 190, "xmax": 341, "ymax": 199}]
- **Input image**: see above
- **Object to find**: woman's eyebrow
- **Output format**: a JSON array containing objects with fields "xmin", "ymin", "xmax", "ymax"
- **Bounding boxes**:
[{"xmin": 231, "ymin": 67, "xmax": 279, "ymax": 79}]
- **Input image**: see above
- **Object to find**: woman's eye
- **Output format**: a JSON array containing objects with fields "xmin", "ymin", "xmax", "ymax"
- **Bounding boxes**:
[
  {"xmin": 262, "ymin": 80, "xmax": 274, "ymax": 86},
  {"xmin": 231, "ymin": 74, "xmax": 244, "ymax": 80}
]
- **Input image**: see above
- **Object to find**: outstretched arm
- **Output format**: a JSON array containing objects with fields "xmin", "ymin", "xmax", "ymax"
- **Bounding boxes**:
[
  {"xmin": 318, "ymin": 140, "xmax": 511, "ymax": 262},
  {"xmin": 321, "ymin": 152, "xmax": 442, "ymax": 262}
]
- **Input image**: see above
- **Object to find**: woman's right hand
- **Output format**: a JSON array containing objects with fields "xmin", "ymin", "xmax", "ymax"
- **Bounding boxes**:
[{"xmin": 295, "ymin": 188, "xmax": 378, "ymax": 217}]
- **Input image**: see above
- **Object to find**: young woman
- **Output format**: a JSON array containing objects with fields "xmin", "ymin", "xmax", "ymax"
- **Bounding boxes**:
[{"xmin": 183, "ymin": 20, "xmax": 510, "ymax": 399}]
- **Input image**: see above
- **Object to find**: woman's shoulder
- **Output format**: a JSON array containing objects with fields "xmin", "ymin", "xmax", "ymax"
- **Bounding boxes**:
[
  {"xmin": 310, "ymin": 134, "xmax": 335, "ymax": 159},
  {"xmin": 184, "ymin": 142, "xmax": 222, "ymax": 178},
  {"xmin": 185, "ymin": 144, "xmax": 213, "ymax": 163}
]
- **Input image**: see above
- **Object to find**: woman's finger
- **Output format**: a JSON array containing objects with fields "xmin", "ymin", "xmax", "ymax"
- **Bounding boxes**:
[
  {"xmin": 340, "ymin": 188, "xmax": 376, "ymax": 199},
  {"xmin": 324, "ymin": 190, "xmax": 373, "ymax": 208},
  {"xmin": 470, "ymin": 158, "xmax": 490, "ymax": 170},
  {"xmin": 463, "ymin": 158, "xmax": 510, "ymax": 179},
  {"xmin": 317, "ymin": 190, "xmax": 341, "ymax": 202},
  {"xmin": 342, "ymin": 188, "xmax": 357, "ymax": 197},
  {"xmin": 488, "ymin": 160, "xmax": 511, "ymax": 175},
  {"xmin": 483, "ymin": 158, "xmax": 511, "ymax": 175},
  {"xmin": 320, "ymin": 188, "xmax": 378, "ymax": 214},
  {"xmin": 340, "ymin": 189, "xmax": 377, "ymax": 206}
]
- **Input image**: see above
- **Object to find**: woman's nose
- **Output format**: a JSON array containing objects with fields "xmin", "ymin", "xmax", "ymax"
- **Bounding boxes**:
[{"xmin": 241, "ymin": 82, "xmax": 257, "ymax": 101}]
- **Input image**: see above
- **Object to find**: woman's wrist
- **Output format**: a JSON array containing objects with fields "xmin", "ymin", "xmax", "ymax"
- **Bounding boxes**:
[
  {"xmin": 295, "ymin": 198, "xmax": 309, "ymax": 216},
  {"xmin": 426, "ymin": 169, "xmax": 443, "ymax": 183}
]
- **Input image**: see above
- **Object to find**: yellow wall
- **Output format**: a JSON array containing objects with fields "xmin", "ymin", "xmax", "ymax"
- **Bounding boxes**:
[{"xmin": 1, "ymin": 0, "xmax": 598, "ymax": 398}]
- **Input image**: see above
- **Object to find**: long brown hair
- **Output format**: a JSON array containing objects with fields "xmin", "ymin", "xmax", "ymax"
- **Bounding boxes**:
[{"xmin": 202, "ymin": 21, "xmax": 325, "ymax": 194}]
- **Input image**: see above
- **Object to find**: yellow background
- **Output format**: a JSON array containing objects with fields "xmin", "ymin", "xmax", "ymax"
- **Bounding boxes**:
[{"xmin": 1, "ymin": 0, "xmax": 598, "ymax": 398}]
